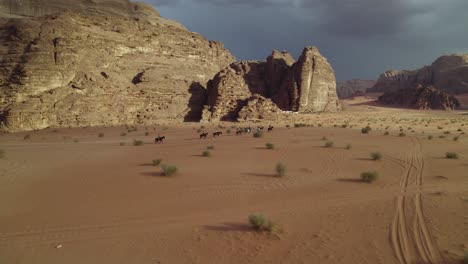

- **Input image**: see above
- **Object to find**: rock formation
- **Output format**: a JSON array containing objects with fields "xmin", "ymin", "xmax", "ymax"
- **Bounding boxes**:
[
  {"xmin": 369, "ymin": 54, "xmax": 468, "ymax": 94},
  {"xmin": 0, "ymin": 0, "xmax": 235, "ymax": 132},
  {"xmin": 237, "ymin": 95, "xmax": 282, "ymax": 122},
  {"xmin": 336, "ymin": 79, "xmax": 376, "ymax": 99},
  {"xmin": 378, "ymin": 85, "xmax": 460, "ymax": 110},
  {"xmin": 203, "ymin": 47, "xmax": 340, "ymax": 122}
]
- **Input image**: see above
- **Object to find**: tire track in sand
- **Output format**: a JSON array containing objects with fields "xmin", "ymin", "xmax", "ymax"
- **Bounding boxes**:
[{"xmin": 390, "ymin": 137, "xmax": 443, "ymax": 264}]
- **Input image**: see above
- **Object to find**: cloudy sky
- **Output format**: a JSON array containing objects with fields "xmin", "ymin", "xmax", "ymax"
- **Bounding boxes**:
[{"xmin": 144, "ymin": 0, "xmax": 467, "ymax": 80}]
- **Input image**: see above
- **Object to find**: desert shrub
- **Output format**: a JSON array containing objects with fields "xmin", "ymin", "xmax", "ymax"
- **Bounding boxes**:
[
  {"xmin": 321, "ymin": 136, "xmax": 327, "ymax": 141},
  {"xmin": 0, "ymin": 149, "xmax": 4, "ymax": 159},
  {"xmin": 464, "ymin": 252, "xmax": 468, "ymax": 264},
  {"xmin": 207, "ymin": 145, "xmax": 215, "ymax": 150},
  {"xmin": 145, "ymin": 132, "xmax": 150, "ymax": 136},
  {"xmin": 370, "ymin": 152, "xmax": 383, "ymax": 161},
  {"xmin": 248, "ymin": 213, "xmax": 278, "ymax": 233},
  {"xmin": 253, "ymin": 131, "xmax": 263, "ymax": 138},
  {"xmin": 439, "ymin": 135, "xmax": 446, "ymax": 139},
  {"xmin": 453, "ymin": 136, "xmax": 459, "ymax": 141},
  {"xmin": 361, "ymin": 126, "xmax": 371, "ymax": 134},
  {"xmin": 73, "ymin": 139, "xmax": 79, "ymax": 143},
  {"xmin": 445, "ymin": 152, "xmax": 458, "ymax": 159},
  {"xmin": 346, "ymin": 144, "xmax": 352, "ymax": 150},
  {"xmin": 24, "ymin": 134, "xmax": 31, "ymax": 140},
  {"xmin": 286, "ymin": 125, "xmax": 290, "ymax": 128},
  {"xmin": 152, "ymin": 159, "xmax": 162, "ymax": 166},
  {"xmin": 127, "ymin": 126, "xmax": 137, "ymax": 132},
  {"xmin": 202, "ymin": 150, "xmax": 211, "ymax": 157},
  {"xmin": 197, "ymin": 128, "xmax": 203, "ymax": 133},
  {"xmin": 294, "ymin": 123, "xmax": 307, "ymax": 128},
  {"xmin": 133, "ymin": 139, "xmax": 144, "ymax": 146},
  {"xmin": 384, "ymin": 131, "xmax": 389, "ymax": 136},
  {"xmin": 119, "ymin": 142, "xmax": 126, "ymax": 146},
  {"xmin": 265, "ymin": 143, "xmax": 274, "ymax": 149},
  {"xmin": 399, "ymin": 132, "xmax": 406, "ymax": 137},
  {"xmin": 161, "ymin": 164, "xmax": 177, "ymax": 176},
  {"xmin": 120, "ymin": 132, "xmax": 127, "ymax": 136},
  {"xmin": 226, "ymin": 129, "xmax": 231, "ymax": 134},
  {"xmin": 275, "ymin": 162, "xmax": 286, "ymax": 177},
  {"xmin": 324, "ymin": 141, "xmax": 334, "ymax": 148},
  {"xmin": 98, "ymin": 133, "xmax": 104, "ymax": 138},
  {"xmin": 428, "ymin": 135, "xmax": 433, "ymax": 140},
  {"xmin": 361, "ymin": 171, "xmax": 378, "ymax": 183},
  {"xmin": 437, "ymin": 126, "xmax": 443, "ymax": 130},
  {"xmin": 457, "ymin": 128, "xmax": 462, "ymax": 132},
  {"xmin": 318, "ymin": 123, "xmax": 323, "ymax": 127},
  {"xmin": 443, "ymin": 131, "xmax": 450, "ymax": 135},
  {"xmin": 341, "ymin": 124, "xmax": 348, "ymax": 128}
]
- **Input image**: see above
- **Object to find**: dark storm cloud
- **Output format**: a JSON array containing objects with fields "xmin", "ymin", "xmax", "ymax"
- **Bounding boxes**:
[{"xmin": 149, "ymin": 0, "xmax": 468, "ymax": 80}]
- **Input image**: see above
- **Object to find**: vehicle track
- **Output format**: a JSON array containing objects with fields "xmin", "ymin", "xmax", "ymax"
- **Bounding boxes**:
[{"xmin": 390, "ymin": 137, "xmax": 443, "ymax": 264}]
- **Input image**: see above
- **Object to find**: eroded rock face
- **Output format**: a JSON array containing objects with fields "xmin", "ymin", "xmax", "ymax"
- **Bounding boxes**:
[
  {"xmin": 0, "ymin": 1, "xmax": 235, "ymax": 132},
  {"xmin": 378, "ymin": 85, "xmax": 460, "ymax": 110},
  {"xmin": 203, "ymin": 47, "xmax": 340, "ymax": 122},
  {"xmin": 336, "ymin": 79, "xmax": 376, "ymax": 99},
  {"xmin": 370, "ymin": 54, "xmax": 468, "ymax": 94},
  {"xmin": 237, "ymin": 95, "xmax": 282, "ymax": 122}
]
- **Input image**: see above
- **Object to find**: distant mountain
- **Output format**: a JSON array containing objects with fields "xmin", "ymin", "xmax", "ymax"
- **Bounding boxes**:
[
  {"xmin": 369, "ymin": 54, "xmax": 468, "ymax": 94},
  {"xmin": 336, "ymin": 79, "xmax": 376, "ymax": 99}
]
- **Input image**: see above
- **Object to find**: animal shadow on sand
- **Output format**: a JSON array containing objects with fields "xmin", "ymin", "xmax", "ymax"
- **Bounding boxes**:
[
  {"xmin": 336, "ymin": 178, "xmax": 363, "ymax": 183},
  {"xmin": 140, "ymin": 172, "xmax": 166, "ymax": 177},
  {"xmin": 204, "ymin": 222, "xmax": 252, "ymax": 232},
  {"xmin": 243, "ymin": 173, "xmax": 277, "ymax": 178}
]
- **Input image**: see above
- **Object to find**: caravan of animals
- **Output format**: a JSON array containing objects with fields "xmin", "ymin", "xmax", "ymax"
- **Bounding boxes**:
[{"xmin": 0, "ymin": 1, "xmax": 467, "ymax": 264}]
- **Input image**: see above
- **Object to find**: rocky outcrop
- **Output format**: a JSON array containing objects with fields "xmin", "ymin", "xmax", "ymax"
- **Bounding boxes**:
[
  {"xmin": 237, "ymin": 95, "xmax": 282, "ymax": 122},
  {"xmin": 0, "ymin": 0, "xmax": 235, "ymax": 132},
  {"xmin": 378, "ymin": 85, "xmax": 460, "ymax": 110},
  {"xmin": 203, "ymin": 47, "xmax": 340, "ymax": 122},
  {"xmin": 369, "ymin": 54, "xmax": 468, "ymax": 94},
  {"xmin": 337, "ymin": 79, "xmax": 376, "ymax": 99},
  {"xmin": 0, "ymin": 0, "xmax": 161, "ymax": 19}
]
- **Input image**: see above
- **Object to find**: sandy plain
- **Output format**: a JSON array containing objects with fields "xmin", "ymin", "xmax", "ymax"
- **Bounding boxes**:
[{"xmin": 0, "ymin": 96, "xmax": 467, "ymax": 264}]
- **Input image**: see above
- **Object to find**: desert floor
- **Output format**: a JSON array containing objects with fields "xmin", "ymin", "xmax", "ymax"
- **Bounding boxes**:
[{"xmin": 0, "ymin": 97, "xmax": 467, "ymax": 264}]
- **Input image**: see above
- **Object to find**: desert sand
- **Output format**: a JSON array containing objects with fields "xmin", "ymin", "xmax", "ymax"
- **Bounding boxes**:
[{"xmin": 0, "ymin": 97, "xmax": 467, "ymax": 264}]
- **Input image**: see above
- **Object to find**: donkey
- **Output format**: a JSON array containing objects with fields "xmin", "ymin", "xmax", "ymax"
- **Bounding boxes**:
[
  {"xmin": 268, "ymin": 125, "xmax": 274, "ymax": 132},
  {"xmin": 213, "ymin": 131, "xmax": 222, "ymax": 137},
  {"xmin": 200, "ymin": 132, "xmax": 208, "ymax": 139},
  {"xmin": 155, "ymin": 136, "xmax": 165, "ymax": 143}
]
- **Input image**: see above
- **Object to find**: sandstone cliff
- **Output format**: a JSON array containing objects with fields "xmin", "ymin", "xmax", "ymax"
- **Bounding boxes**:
[
  {"xmin": 203, "ymin": 47, "xmax": 340, "ymax": 122},
  {"xmin": 369, "ymin": 54, "xmax": 468, "ymax": 94},
  {"xmin": 337, "ymin": 79, "xmax": 376, "ymax": 99},
  {"xmin": 0, "ymin": 0, "xmax": 235, "ymax": 132},
  {"xmin": 378, "ymin": 85, "xmax": 460, "ymax": 110}
]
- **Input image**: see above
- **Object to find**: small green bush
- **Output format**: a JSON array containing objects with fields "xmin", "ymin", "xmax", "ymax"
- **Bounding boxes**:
[
  {"xmin": 248, "ymin": 213, "xmax": 278, "ymax": 233},
  {"xmin": 370, "ymin": 152, "xmax": 383, "ymax": 161},
  {"xmin": 324, "ymin": 141, "xmax": 334, "ymax": 148},
  {"xmin": 346, "ymin": 144, "xmax": 352, "ymax": 150},
  {"xmin": 464, "ymin": 252, "xmax": 468, "ymax": 264},
  {"xmin": 445, "ymin": 152, "xmax": 458, "ymax": 159},
  {"xmin": 253, "ymin": 131, "xmax": 263, "ymax": 138},
  {"xmin": 161, "ymin": 164, "xmax": 177, "ymax": 176},
  {"xmin": 361, "ymin": 171, "xmax": 378, "ymax": 183},
  {"xmin": 152, "ymin": 159, "xmax": 162, "ymax": 166},
  {"xmin": 133, "ymin": 139, "xmax": 144, "ymax": 146},
  {"xmin": 361, "ymin": 126, "xmax": 371, "ymax": 134},
  {"xmin": 98, "ymin": 132, "xmax": 104, "ymax": 138},
  {"xmin": 275, "ymin": 162, "xmax": 286, "ymax": 177},
  {"xmin": 207, "ymin": 145, "xmax": 215, "ymax": 150},
  {"xmin": 428, "ymin": 135, "xmax": 433, "ymax": 140},
  {"xmin": 226, "ymin": 129, "xmax": 231, "ymax": 134},
  {"xmin": 453, "ymin": 136, "xmax": 459, "ymax": 141},
  {"xmin": 384, "ymin": 131, "xmax": 389, "ymax": 135},
  {"xmin": 399, "ymin": 132, "xmax": 406, "ymax": 137},
  {"xmin": 202, "ymin": 150, "xmax": 211, "ymax": 157},
  {"xmin": 265, "ymin": 143, "xmax": 274, "ymax": 149}
]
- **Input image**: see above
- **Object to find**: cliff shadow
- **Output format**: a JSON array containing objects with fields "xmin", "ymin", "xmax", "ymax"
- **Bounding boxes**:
[{"xmin": 184, "ymin": 82, "xmax": 207, "ymax": 122}]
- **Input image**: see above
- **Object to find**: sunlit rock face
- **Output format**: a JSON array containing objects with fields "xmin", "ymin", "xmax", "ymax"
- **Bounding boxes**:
[{"xmin": 0, "ymin": 0, "xmax": 235, "ymax": 132}]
